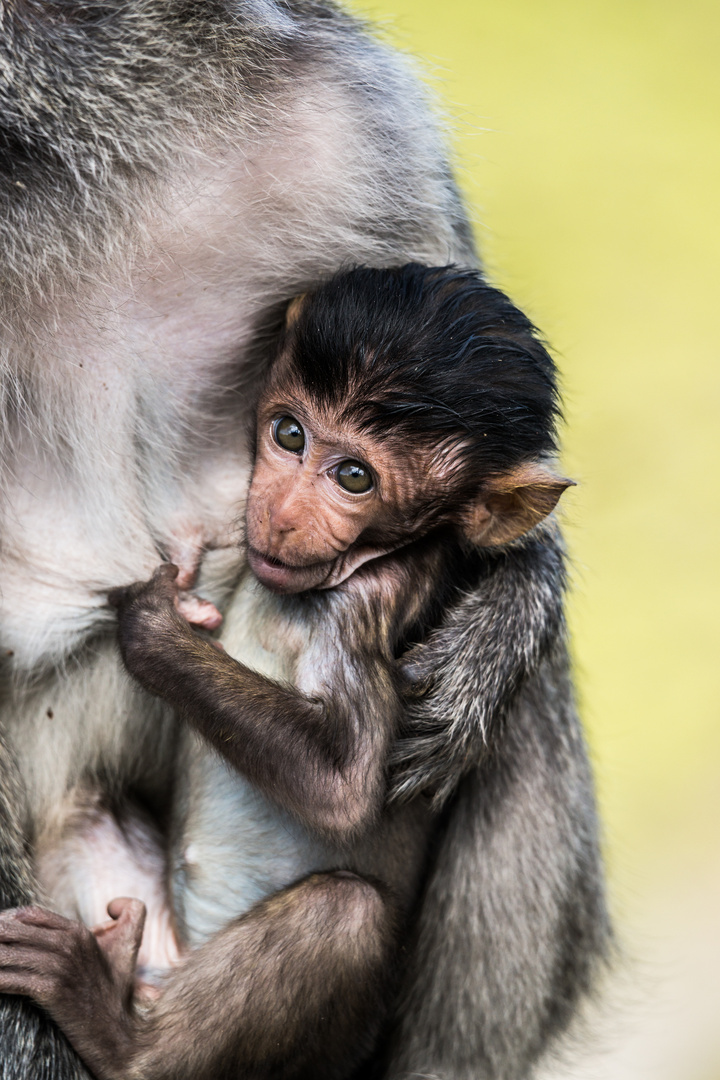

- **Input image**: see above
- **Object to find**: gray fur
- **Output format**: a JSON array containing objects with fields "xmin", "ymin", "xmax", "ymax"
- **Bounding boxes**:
[
  {"xmin": 390, "ymin": 526, "xmax": 568, "ymax": 807},
  {"xmin": 388, "ymin": 639, "xmax": 609, "ymax": 1079},
  {"xmin": 0, "ymin": 2, "xmax": 607, "ymax": 1078},
  {"xmin": 371, "ymin": 524, "xmax": 610, "ymax": 1079},
  {"xmin": 0, "ymin": 732, "xmax": 92, "ymax": 1080},
  {"xmin": 0, "ymin": 0, "xmax": 472, "ymax": 300}
]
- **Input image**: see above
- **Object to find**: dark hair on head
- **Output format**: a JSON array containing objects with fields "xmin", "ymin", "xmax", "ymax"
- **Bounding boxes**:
[{"xmin": 283, "ymin": 264, "xmax": 560, "ymax": 482}]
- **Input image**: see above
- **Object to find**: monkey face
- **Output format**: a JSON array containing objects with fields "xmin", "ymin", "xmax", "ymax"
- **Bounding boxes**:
[
  {"xmin": 246, "ymin": 374, "xmax": 573, "ymax": 595},
  {"xmin": 245, "ymin": 393, "xmax": 432, "ymax": 594}
]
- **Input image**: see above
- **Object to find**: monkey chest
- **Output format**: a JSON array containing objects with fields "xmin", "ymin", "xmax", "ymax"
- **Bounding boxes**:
[{"xmin": 171, "ymin": 575, "xmax": 337, "ymax": 946}]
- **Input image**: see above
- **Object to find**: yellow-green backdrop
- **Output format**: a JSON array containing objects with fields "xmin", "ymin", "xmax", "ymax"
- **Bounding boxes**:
[{"xmin": 347, "ymin": 2, "xmax": 720, "ymax": 1077}]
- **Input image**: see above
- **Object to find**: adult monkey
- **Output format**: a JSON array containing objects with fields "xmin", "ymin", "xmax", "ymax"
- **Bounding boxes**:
[{"xmin": 0, "ymin": 4, "xmax": 608, "ymax": 1080}]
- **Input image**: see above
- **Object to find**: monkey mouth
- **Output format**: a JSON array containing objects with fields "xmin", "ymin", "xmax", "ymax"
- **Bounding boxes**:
[
  {"xmin": 257, "ymin": 552, "xmax": 290, "ymax": 569},
  {"xmin": 248, "ymin": 548, "xmax": 301, "ymax": 572},
  {"xmin": 247, "ymin": 547, "xmax": 331, "ymax": 594}
]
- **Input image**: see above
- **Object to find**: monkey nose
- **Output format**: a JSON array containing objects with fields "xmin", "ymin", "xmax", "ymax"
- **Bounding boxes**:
[
  {"xmin": 270, "ymin": 515, "xmax": 297, "ymax": 535},
  {"xmin": 269, "ymin": 503, "xmax": 300, "ymax": 534}
]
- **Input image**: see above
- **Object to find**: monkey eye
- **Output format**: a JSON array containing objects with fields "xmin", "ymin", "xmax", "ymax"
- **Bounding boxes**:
[
  {"xmin": 273, "ymin": 416, "xmax": 305, "ymax": 453},
  {"xmin": 335, "ymin": 460, "xmax": 373, "ymax": 494}
]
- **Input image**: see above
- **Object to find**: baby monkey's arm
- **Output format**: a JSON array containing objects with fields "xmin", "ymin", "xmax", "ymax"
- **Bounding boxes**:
[{"xmin": 110, "ymin": 564, "xmax": 402, "ymax": 841}]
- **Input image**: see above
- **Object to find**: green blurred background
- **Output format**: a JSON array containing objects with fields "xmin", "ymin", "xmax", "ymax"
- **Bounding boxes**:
[{"xmin": 347, "ymin": 1, "xmax": 720, "ymax": 1076}]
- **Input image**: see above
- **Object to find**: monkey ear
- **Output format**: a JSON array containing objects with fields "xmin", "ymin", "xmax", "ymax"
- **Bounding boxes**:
[
  {"xmin": 462, "ymin": 463, "xmax": 576, "ymax": 547},
  {"xmin": 285, "ymin": 294, "xmax": 307, "ymax": 328}
]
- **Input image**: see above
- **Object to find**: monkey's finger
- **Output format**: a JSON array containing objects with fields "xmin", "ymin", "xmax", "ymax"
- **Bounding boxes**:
[
  {"xmin": 0, "ymin": 905, "xmax": 74, "ymax": 932},
  {"xmin": 0, "ymin": 968, "xmax": 55, "ymax": 1003},
  {"xmin": 108, "ymin": 563, "xmax": 179, "ymax": 610},
  {"xmin": 0, "ymin": 922, "xmax": 59, "ymax": 948},
  {"xmin": 0, "ymin": 923, "xmax": 76, "ymax": 960},
  {"xmin": 176, "ymin": 592, "xmax": 223, "ymax": 630},
  {"xmin": 151, "ymin": 562, "xmax": 180, "ymax": 586},
  {"xmin": 143, "ymin": 563, "xmax": 181, "ymax": 603},
  {"xmin": 396, "ymin": 657, "xmax": 434, "ymax": 695},
  {"xmin": 0, "ymin": 943, "xmax": 65, "ymax": 972},
  {"xmin": 96, "ymin": 897, "xmax": 146, "ymax": 977}
]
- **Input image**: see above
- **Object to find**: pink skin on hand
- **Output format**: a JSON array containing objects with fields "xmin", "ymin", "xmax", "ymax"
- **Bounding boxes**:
[
  {"xmin": 174, "ymin": 591, "xmax": 223, "ymax": 631},
  {"xmin": 108, "ymin": 562, "xmax": 225, "ymax": 647}
]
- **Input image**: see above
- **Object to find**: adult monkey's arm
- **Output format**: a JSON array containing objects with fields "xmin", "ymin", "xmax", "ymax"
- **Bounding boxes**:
[{"xmin": 387, "ymin": 529, "xmax": 610, "ymax": 1078}]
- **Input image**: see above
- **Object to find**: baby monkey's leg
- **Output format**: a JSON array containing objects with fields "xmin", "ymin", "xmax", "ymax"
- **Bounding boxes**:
[
  {"xmin": 0, "ymin": 872, "xmax": 396, "ymax": 1080},
  {"xmin": 132, "ymin": 871, "xmax": 397, "ymax": 1080}
]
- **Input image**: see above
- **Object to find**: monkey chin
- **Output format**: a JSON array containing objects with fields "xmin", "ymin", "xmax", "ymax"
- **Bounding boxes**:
[{"xmin": 247, "ymin": 548, "xmax": 333, "ymax": 594}]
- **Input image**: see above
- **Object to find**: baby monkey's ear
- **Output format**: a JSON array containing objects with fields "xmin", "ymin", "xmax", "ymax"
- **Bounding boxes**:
[
  {"xmin": 462, "ymin": 463, "xmax": 575, "ymax": 547},
  {"xmin": 284, "ymin": 293, "xmax": 307, "ymax": 328}
]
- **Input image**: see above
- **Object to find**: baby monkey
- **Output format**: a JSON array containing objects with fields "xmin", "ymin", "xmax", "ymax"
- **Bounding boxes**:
[{"xmin": 0, "ymin": 265, "xmax": 572, "ymax": 1080}]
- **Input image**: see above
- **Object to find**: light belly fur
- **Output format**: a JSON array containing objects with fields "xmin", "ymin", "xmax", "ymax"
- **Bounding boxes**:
[{"xmin": 172, "ymin": 572, "xmax": 338, "ymax": 946}]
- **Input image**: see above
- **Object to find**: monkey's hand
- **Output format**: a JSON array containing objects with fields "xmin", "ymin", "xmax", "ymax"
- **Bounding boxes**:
[
  {"xmin": 175, "ymin": 591, "xmax": 223, "ymax": 631},
  {"xmin": 109, "ymin": 563, "xmax": 222, "ymax": 630},
  {"xmin": 108, "ymin": 561, "xmax": 183, "ymax": 616},
  {"xmin": 0, "ymin": 899, "xmax": 145, "ymax": 1080},
  {"xmin": 389, "ymin": 535, "xmax": 567, "ymax": 808},
  {"xmin": 109, "ymin": 563, "xmax": 225, "ymax": 700},
  {"xmin": 396, "ymin": 650, "xmax": 435, "ymax": 699}
]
